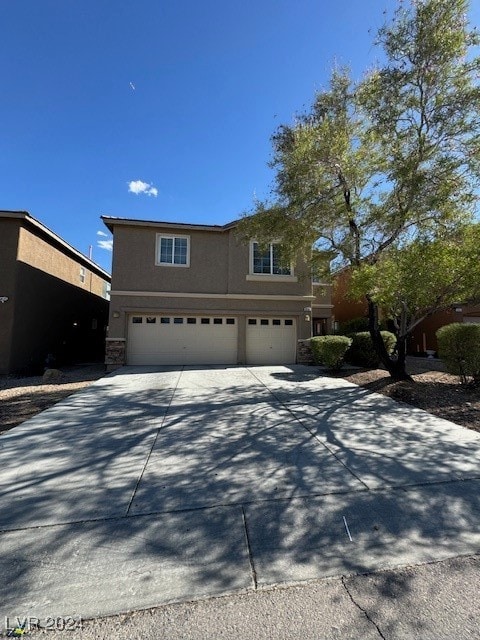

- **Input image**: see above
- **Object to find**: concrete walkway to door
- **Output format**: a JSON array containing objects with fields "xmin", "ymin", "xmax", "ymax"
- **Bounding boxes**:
[{"xmin": 1, "ymin": 365, "xmax": 480, "ymax": 622}]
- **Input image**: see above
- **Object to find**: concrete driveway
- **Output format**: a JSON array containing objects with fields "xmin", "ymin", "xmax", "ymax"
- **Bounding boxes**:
[{"xmin": 1, "ymin": 365, "xmax": 480, "ymax": 622}]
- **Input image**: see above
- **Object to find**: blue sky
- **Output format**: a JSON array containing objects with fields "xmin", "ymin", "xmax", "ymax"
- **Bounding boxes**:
[{"xmin": 2, "ymin": 0, "xmax": 478, "ymax": 273}]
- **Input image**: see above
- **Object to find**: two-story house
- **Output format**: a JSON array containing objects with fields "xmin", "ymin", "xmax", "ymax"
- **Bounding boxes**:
[
  {"xmin": 102, "ymin": 216, "xmax": 332, "ymax": 368},
  {"xmin": 0, "ymin": 210, "xmax": 111, "ymax": 374}
]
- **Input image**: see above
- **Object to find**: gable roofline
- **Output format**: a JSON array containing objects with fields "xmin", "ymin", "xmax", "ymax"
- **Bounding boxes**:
[
  {"xmin": 0, "ymin": 210, "xmax": 111, "ymax": 281},
  {"xmin": 101, "ymin": 215, "xmax": 240, "ymax": 234}
]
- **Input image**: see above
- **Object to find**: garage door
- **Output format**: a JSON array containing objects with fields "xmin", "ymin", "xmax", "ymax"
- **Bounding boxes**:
[
  {"xmin": 246, "ymin": 318, "xmax": 296, "ymax": 365},
  {"xmin": 127, "ymin": 315, "xmax": 238, "ymax": 365}
]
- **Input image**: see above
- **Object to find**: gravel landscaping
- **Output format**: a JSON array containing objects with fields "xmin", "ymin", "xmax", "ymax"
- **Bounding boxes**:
[{"xmin": 0, "ymin": 365, "xmax": 106, "ymax": 435}]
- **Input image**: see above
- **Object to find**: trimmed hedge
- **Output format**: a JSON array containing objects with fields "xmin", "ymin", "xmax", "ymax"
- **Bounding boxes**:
[
  {"xmin": 310, "ymin": 335, "xmax": 352, "ymax": 371},
  {"xmin": 437, "ymin": 323, "xmax": 480, "ymax": 385},
  {"xmin": 346, "ymin": 331, "xmax": 396, "ymax": 368}
]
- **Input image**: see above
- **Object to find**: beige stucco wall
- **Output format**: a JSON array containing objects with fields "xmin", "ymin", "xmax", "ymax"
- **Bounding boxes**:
[
  {"xmin": 312, "ymin": 282, "xmax": 333, "ymax": 316},
  {"xmin": 111, "ymin": 225, "xmax": 229, "ymax": 294},
  {"xmin": 110, "ymin": 224, "xmax": 313, "ymax": 298},
  {"xmin": 17, "ymin": 226, "xmax": 108, "ymax": 298}
]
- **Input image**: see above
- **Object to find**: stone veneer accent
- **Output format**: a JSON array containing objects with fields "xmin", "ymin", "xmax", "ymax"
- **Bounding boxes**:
[
  {"xmin": 297, "ymin": 339, "xmax": 315, "ymax": 365},
  {"xmin": 105, "ymin": 339, "xmax": 126, "ymax": 370}
]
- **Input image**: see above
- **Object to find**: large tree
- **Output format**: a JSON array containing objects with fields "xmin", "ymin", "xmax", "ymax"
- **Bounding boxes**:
[
  {"xmin": 239, "ymin": 0, "xmax": 480, "ymax": 379},
  {"xmin": 350, "ymin": 224, "xmax": 480, "ymax": 367}
]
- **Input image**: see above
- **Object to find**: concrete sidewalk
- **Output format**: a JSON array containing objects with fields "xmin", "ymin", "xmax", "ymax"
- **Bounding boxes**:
[
  {"xmin": 1, "ymin": 365, "xmax": 479, "ymax": 623},
  {"xmin": 24, "ymin": 555, "xmax": 480, "ymax": 640}
]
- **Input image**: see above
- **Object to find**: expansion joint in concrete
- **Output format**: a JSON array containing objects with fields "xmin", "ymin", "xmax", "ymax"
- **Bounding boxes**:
[
  {"xmin": 124, "ymin": 368, "xmax": 184, "ymax": 516},
  {"xmin": 241, "ymin": 506, "xmax": 258, "ymax": 590},
  {"xmin": 246, "ymin": 368, "xmax": 369, "ymax": 490}
]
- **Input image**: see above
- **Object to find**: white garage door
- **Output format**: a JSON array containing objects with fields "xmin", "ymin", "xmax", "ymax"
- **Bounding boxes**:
[
  {"xmin": 127, "ymin": 315, "xmax": 238, "ymax": 365},
  {"xmin": 246, "ymin": 317, "xmax": 296, "ymax": 365}
]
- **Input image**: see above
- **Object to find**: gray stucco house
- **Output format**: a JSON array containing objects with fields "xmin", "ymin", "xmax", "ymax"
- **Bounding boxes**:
[{"xmin": 102, "ymin": 216, "xmax": 332, "ymax": 368}]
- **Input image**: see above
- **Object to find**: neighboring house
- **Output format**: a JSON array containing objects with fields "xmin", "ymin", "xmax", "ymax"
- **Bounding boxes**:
[
  {"xmin": 331, "ymin": 269, "xmax": 367, "ymax": 331},
  {"xmin": 409, "ymin": 304, "xmax": 480, "ymax": 354},
  {"xmin": 0, "ymin": 210, "xmax": 111, "ymax": 374},
  {"xmin": 331, "ymin": 269, "xmax": 480, "ymax": 354},
  {"xmin": 102, "ymin": 216, "xmax": 333, "ymax": 368}
]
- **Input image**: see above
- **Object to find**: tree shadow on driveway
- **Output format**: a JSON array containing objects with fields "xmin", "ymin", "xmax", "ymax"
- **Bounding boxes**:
[{"xmin": 1, "ymin": 365, "xmax": 479, "ymax": 620}]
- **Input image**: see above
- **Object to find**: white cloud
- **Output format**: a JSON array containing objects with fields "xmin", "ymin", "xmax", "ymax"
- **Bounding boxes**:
[
  {"xmin": 128, "ymin": 179, "xmax": 158, "ymax": 197},
  {"xmin": 97, "ymin": 239, "xmax": 113, "ymax": 252},
  {"xmin": 97, "ymin": 230, "xmax": 108, "ymax": 237}
]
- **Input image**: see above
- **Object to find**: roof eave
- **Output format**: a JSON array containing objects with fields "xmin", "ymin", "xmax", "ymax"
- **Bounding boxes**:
[{"xmin": 101, "ymin": 215, "xmax": 241, "ymax": 234}]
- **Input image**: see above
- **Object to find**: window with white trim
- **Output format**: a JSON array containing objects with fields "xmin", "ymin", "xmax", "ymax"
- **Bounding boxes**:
[
  {"xmin": 79, "ymin": 267, "xmax": 86, "ymax": 283},
  {"xmin": 156, "ymin": 234, "xmax": 190, "ymax": 266},
  {"xmin": 251, "ymin": 242, "xmax": 291, "ymax": 275}
]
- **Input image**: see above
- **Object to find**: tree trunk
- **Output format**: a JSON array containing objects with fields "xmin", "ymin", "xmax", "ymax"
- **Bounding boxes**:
[{"xmin": 366, "ymin": 296, "xmax": 413, "ymax": 381}]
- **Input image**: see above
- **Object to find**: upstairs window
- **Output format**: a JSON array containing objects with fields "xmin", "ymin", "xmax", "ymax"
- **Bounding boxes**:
[
  {"xmin": 156, "ymin": 234, "xmax": 190, "ymax": 267},
  {"xmin": 252, "ymin": 242, "xmax": 291, "ymax": 275},
  {"xmin": 79, "ymin": 267, "xmax": 86, "ymax": 283}
]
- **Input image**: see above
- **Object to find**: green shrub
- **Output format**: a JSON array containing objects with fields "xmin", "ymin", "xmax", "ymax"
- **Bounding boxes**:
[
  {"xmin": 437, "ymin": 323, "xmax": 480, "ymax": 385},
  {"xmin": 346, "ymin": 331, "xmax": 396, "ymax": 368},
  {"xmin": 310, "ymin": 335, "xmax": 352, "ymax": 371},
  {"xmin": 339, "ymin": 317, "xmax": 388, "ymax": 336},
  {"xmin": 339, "ymin": 317, "xmax": 370, "ymax": 335}
]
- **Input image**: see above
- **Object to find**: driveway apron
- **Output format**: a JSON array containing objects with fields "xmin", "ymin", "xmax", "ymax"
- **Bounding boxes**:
[{"xmin": 0, "ymin": 365, "xmax": 479, "ymax": 620}]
